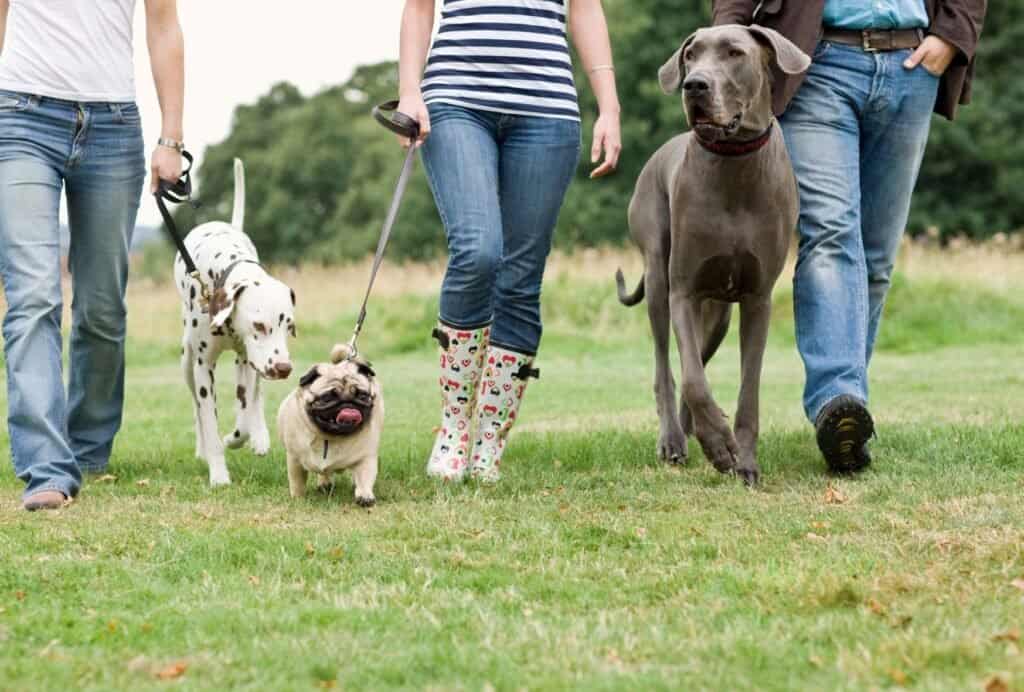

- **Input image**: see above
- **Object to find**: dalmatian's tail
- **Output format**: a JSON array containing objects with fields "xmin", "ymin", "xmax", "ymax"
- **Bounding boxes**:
[{"xmin": 231, "ymin": 158, "xmax": 246, "ymax": 231}]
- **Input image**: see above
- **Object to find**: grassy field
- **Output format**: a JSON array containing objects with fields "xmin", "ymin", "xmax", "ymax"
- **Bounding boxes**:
[{"xmin": 1, "ymin": 244, "xmax": 1023, "ymax": 691}]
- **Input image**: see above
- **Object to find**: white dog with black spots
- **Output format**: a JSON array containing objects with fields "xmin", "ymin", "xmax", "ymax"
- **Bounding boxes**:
[{"xmin": 174, "ymin": 159, "xmax": 297, "ymax": 486}]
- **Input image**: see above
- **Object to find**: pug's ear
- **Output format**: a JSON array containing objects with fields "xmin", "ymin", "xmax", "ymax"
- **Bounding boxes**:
[
  {"xmin": 299, "ymin": 366, "xmax": 320, "ymax": 388},
  {"xmin": 746, "ymin": 24, "xmax": 811, "ymax": 75},
  {"xmin": 659, "ymin": 30, "xmax": 699, "ymax": 94},
  {"xmin": 356, "ymin": 361, "xmax": 376, "ymax": 379}
]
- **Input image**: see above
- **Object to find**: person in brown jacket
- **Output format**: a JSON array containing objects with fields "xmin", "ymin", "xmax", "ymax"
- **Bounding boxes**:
[{"xmin": 711, "ymin": 1, "xmax": 986, "ymax": 473}]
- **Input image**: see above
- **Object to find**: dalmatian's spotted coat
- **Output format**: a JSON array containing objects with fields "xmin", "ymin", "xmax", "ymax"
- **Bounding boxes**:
[{"xmin": 174, "ymin": 159, "xmax": 297, "ymax": 486}]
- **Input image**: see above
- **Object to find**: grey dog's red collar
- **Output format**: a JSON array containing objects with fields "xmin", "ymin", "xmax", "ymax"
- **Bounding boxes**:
[{"xmin": 695, "ymin": 123, "xmax": 774, "ymax": 157}]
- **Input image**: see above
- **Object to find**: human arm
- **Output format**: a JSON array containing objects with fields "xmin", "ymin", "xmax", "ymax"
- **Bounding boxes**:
[
  {"xmin": 0, "ymin": 0, "xmax": 9, "ymax": 54},
  {"xmin": 711, "ymin": 0, "xmax": 756, "ymax": 26},
  {"xmin": 145, "ymin": 0, "xmax": 185, "ymax": 193},
  {"xmin": 396, "ymin": 0, "xmax": 435, "ymax": 147},
  {"xmin": 570, "ymin": 0, "xmax": 621, "ymax": 179},
  {"xmin": 905, "ymin": 0, "xmax": 987, "ymax": 75}
]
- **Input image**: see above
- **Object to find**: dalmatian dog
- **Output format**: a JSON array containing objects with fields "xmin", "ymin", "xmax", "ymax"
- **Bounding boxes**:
[{"xmin": 174, "ymin": 159, "xmax": 297, "ymax": 486}]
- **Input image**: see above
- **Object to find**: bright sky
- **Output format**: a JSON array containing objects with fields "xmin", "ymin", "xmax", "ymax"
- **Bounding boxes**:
[{"xmin": 129, "ymin": 2, "xmax": 407, "ymax": 225}]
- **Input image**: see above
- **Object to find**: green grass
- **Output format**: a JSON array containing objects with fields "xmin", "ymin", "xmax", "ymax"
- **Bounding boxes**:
[{"xmin": 1, "ymin": 260, "xmax": 1023, "ymax": 691}]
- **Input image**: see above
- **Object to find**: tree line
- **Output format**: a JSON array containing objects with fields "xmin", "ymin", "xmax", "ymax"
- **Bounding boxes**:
[{"xmin": 175, "ymin": 1, "xmax": 1023, "ymax": 265}]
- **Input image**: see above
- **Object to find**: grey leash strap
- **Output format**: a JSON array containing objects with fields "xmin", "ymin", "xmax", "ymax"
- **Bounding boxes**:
[{"xmin": 345, "ymin": 142, "xmax": 418, "ymax": 357}]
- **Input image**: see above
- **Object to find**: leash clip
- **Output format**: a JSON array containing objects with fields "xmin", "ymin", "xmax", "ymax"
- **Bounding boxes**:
[{"xmin": 191, "ymin": 270, "xmax": 211, "ymax": 309}]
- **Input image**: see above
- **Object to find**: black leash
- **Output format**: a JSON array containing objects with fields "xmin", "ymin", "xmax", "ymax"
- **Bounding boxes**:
[
  {"xmin": 154, "ymin": 151, "xmax": 207, "ymax": 306},
  {"xmin": 344, "ymin": 100, "xmax": 421, "ymax": 359}
]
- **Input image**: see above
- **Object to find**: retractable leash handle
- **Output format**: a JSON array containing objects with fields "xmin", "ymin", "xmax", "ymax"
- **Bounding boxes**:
[
  {"xmin": 372, "ymin": 100, "xmax": 421, "ymax": 141},
  {"xmin": 345, "ymin": 101, "xmax": 421, "ymax": 359}
]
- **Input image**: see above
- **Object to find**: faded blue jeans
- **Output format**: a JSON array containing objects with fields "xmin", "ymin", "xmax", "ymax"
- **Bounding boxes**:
[
  {"xmin": 780, "ymin": 41, "xmax": 939, "ymax": 421},
  {"xmin": 420, "ymin": 103, "xmax": 581, "ymax": 355},
  {"xmin": 0, "ymin": 91, "xmax": 145, "ymax": 500}
]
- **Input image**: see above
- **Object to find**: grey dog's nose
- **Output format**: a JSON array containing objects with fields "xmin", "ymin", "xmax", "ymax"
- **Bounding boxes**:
[
  {"xmin": 274, "ymin": 362, "xmax": 293, "ymax": 378},
  {"xmin": 683, "ymin": 74, "xmax": 710, "ymax": 92}
]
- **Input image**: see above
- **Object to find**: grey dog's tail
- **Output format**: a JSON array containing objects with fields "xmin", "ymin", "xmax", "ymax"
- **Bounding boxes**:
[{"xmin": 615, "ymin": 268, "xmax": 645, "ymax": 307}]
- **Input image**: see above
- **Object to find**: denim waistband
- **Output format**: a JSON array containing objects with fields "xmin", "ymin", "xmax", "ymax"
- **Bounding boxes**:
[{"xmin": 0, "ymin": 89, "xmax": 137, "ymax": 109}]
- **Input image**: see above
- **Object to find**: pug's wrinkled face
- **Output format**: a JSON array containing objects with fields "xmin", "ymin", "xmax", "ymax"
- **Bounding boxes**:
[{"xmin": 299, "ymin": 358, "xmax": 377, "ymax": 436}]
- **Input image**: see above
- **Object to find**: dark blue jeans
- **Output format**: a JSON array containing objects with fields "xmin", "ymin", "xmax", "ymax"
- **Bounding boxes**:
[
  {"xmin": 0, "ymin": 91, "xmax": 145, "ymax": 499},
  {"xmin": 780, "ymin": 42, "xmax": 939, "ymax": 421},
  {"xmin": 420, "ymin": 103, "xmax": 580, "ymax": 355}
]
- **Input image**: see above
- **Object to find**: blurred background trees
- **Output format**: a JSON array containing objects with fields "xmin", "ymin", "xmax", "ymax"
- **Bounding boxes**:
[{"xmin": 174, "ymin": 1, "xmax": 1022, "ymax": 265}]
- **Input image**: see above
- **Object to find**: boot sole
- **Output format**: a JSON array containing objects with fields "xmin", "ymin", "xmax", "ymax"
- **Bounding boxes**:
[{"xmin": 816, "ymin": 401, "xmax": 874, "ymax": 473}]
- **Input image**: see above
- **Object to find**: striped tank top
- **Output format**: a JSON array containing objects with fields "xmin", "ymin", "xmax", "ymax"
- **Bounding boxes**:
[{"xmin": 422, "ymin": 0, "xmax": 580, "ymax": 121}]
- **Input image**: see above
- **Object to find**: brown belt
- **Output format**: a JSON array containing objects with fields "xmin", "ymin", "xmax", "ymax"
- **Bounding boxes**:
[{"xmin": 821, "ymin": 27, "xmax": 925, "ymax": 52}]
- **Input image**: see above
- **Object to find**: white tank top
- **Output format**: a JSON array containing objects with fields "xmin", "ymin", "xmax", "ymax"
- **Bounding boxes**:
[{"xmin": 0, "ymin": 0, "xmax": 138, "ymax": 102}]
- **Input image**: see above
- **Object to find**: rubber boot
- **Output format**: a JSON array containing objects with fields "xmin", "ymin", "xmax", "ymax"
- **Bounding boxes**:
[
  {"xmin": 426, "ymin": 323, "xmax": 490, "ymax": 480},
  {"xmin": 470, "ymin": 345, "xmax": 539, "ymax": 483}
]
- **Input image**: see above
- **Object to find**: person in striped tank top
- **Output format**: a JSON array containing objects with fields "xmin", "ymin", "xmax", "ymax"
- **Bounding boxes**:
[{"xmin": 398, "ymin": 0, "xmax": 620, "ymax": 483}]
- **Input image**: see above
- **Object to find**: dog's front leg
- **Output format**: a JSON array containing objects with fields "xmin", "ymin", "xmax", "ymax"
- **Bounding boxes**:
[
  {"xmin": 286, "ymin": 451, "xmax": 308, "ymax": 498},
  {"xmin": 225, "ymin": 360, "xmax": 263, "ymax": 453},
  {"xmin": 193, "ymin": 361, "xmax": 230, "ymax": 486},
  {"xmin": 245, "ymin": 374, "xmax": 271, "ymax": 456},
  {"xmin": 671, "ymin": 291, "xmax": 738, "ymax": 474},
  {"xmin": 351, "ymin": 456, "xmax": 377, "ymax": 507},
  {"xmin": 734, "ymin": 296, "xmax": 772, "ymax": 486},
  {"xmin": 646, "ymin": 255, "xmax": 688, "ymax": 464}
]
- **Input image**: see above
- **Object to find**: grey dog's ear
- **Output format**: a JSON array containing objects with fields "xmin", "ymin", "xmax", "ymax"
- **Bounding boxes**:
[
  {"xmin": 299, "ymin": 366, "xmax": 320, "ymax": 388},
  {"xmin": 746, "ymin": 24, "xmax": 811, "ymax": 75},
  {"xmin": 659, "ymin": 30, "xmax": 699, "ymax": 94}
]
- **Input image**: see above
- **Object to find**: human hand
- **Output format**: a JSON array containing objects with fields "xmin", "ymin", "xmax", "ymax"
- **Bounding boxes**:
[
  {"xmin": 396, "ymin": 90, "xmax": 431, "ymax": 148},
  {"xmin": 150, "ymin": 145, "xmax": 183, "ymax": 194},
  {"xmin": 589, "ymin": 110, "xmax": 621, "ymax": 179},
  {"xmin": 904, "ymin": 35, "xmax": 958, "ymax": 77}
]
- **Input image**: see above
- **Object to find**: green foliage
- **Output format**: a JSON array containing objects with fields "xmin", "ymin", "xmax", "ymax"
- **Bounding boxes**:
[
  {"xmin": 180, "ymin": 2, "xmax": 1021, "ymax": 265},
  {"xmin": 913, "ymin": 3, "xmax": 1024, "ymax": 237}
]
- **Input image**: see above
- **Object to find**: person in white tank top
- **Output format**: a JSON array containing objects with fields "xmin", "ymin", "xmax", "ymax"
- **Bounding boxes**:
[{"xmin": 0, "ymin": 0, "xmax": 185, "ymax": 511}]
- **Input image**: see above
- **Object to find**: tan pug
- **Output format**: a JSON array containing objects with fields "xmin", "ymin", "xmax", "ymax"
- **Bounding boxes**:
[{"xmin": 276, "ymin": 343, "xmax": 383, "ymax": 506}]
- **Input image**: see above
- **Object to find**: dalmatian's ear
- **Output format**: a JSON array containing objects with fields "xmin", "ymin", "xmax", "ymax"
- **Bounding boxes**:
[
  {"xmin": 209, "ymin": 281, "xmax": 249, "ymax": 329},
  {"xmin": 299, "ymin": 366, "xmax": 320, "ymax": 388}
]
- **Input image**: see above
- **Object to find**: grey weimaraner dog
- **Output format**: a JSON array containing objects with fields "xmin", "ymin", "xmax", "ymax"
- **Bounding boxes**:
[{"xmin": 616, "ymin": 25, "xmax": 811, "ymax": 484}]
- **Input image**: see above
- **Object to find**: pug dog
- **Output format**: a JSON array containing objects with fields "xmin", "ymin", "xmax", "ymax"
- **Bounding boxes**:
[{"xmin": 277, "ymin": 343, "xmax": 383, "ymax": 506}]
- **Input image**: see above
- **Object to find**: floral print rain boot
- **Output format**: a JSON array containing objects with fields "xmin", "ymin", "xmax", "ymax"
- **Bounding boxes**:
[
  {"xmin": 426, "ymin": 323, "xmax": 490, "ymax": 481},
  {"xmin": 470, "ymin": 345, "xmax": 539, "ymax": 483}
]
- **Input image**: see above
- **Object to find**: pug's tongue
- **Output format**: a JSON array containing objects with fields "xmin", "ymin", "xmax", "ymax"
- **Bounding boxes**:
[{"xmin": 336, "ymin": 407, "xmax": 363, "ymax": 427}]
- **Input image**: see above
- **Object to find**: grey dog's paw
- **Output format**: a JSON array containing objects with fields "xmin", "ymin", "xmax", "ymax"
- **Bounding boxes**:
[
  {"xmin": 734, "ymin": 465, "xmax": 760, "ymax": 486},
  {"xmin": 697, "ymin": 427, "xmax": 739, "ymax": 475},
  {"xmin": 658, "ymin": 427, "xmax": 688, "ymax": 465},
  {"xmin": 355, "ymin": 495, "xmax": 376, "ymax": 508}
]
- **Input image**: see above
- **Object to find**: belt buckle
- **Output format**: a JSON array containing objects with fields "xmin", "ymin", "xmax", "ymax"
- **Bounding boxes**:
[{"xmin": 861, "ymin": 29, "xmax": 879, "ymax": 53}]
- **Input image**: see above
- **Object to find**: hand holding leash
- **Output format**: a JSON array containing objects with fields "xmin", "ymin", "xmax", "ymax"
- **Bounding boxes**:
[
  {"xmin": 381, "ymin": 96, "xmax": 428, "ymax": 148},
  {"xmin": 154, "ymin": 151, "xmax": 208, "ymax": 306}
]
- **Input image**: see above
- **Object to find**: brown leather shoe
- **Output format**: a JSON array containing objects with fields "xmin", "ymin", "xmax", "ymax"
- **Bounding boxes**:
[{"xmin": 23, "ymin": 490, "xmax": 68, "ymax": 512}]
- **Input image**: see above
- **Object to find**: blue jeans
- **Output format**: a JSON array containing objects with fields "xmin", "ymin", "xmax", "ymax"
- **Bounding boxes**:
[
  {"xmin": 0, "ymin": 91, "xmax": 145, "ymax": 499},
  {"xmin": 420, "ymin": 103, "xmax": 581, "ymax": 355},
  {"xmin": 780, "ymin": 42, "xmax": 939, "ymax": 421}
]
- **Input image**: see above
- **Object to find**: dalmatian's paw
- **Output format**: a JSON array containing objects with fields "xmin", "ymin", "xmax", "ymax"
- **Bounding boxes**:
[
  {"xmin": 224, "ymin": 429, "xmax": 249, "ymax": 450},
  {"xmin": 208, "ymin": 464, "xmax": 231, "ymax": 487},
  {"xmin": 249, "ymin": 430, "xmax": 271, "ymax": 456}
]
